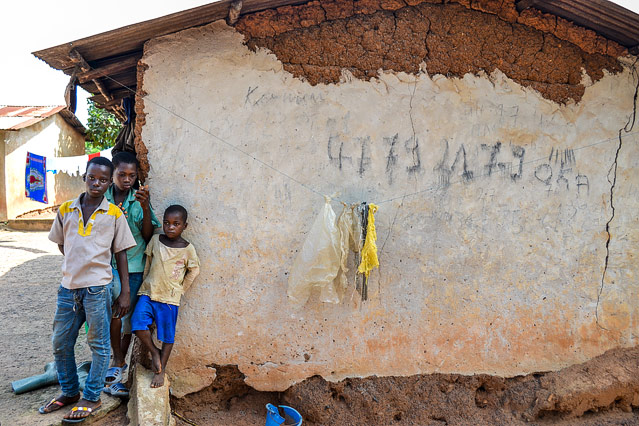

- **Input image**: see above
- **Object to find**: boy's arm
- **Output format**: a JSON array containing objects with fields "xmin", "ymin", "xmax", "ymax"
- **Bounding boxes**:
[
  {"xmin": 135, "ymin": 186, "xmax": 156, "ymax": 243},
  {"xmin": 49, "ymin": 207, "xmax": 65, "ymax": 253},
  {"xmin": 143, "ymin": 236, "xmax": 154, "ymax": 278},
  {"xmin": 113, "ymin": 250, "xmax": 130, "ymax": 317},
  {"xmin": 182, "ymin": 249, "xmax": 201, "ymax": 292},
  {"xmin": 182, "ymin": 267, "xmax": 200, "ymax": 293},
  {"xmin": 143, "ymin": 252, "xmax": 152, "ymax": 278},
  {"xmin": 112, "ymin": 209, "xmax": 136, "ymax": 317}
]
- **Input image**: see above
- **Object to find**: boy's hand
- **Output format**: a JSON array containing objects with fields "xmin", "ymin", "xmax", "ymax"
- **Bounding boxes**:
[
  {"xmin": 135, "ymin": 185, "xmax": 150, "ymax": 210},
  {"xmin": 113, "ymin": 292, "xmax": 130, "ymax": 318}
]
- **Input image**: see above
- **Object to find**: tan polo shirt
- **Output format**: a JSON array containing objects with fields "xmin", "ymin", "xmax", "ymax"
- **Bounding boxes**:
[
  {"xmin": 49, "ymin": 194, "xmax": 136, "ymax": 289},
  {"xmin": 138, "ymin": 234, "xmax": 200, "ymax": 306}
]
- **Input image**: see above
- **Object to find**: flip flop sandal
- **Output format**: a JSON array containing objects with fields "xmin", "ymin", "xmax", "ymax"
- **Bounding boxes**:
[
  {"xmin": 39, "ymin": 397, "xmax": 78, "ymax": 414},
  {"xmin": 103, "ymin": 382, "xmax": 129, "ymax": 398},
  {"xmin": 104, "ymin": 364, "xmax": 127, "ymax": 384},
  {"xmin": 61, "ymin": 403, "xmax": 101, "ymax": 424}
]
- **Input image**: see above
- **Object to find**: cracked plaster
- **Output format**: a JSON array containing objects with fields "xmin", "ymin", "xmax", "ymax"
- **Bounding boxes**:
[{"xmin": 136, "ymin": 19, "xmax": 639, "ymax": 396}]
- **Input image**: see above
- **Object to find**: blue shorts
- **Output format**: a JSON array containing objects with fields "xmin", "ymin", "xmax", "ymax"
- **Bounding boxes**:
[
  {"xmin": 131, "ymin": 295, "xmax": 179, "ymax": 344},
  {"xmin": 109, "ymin": 268, "xmax": 144, "ymax": 334}
]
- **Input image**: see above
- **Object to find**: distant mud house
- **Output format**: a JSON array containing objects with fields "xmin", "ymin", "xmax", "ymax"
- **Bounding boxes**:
[
  {"xmin": 35, "ymin": 0, "xmax": 639, "ymax": 399},
  {"xmin": 0, "ymin": 106, "xmax": 85, "ymax": 220}
]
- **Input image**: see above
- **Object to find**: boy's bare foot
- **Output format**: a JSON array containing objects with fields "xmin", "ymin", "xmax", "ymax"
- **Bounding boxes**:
[
  {"xmin": 151, "ymin": 370, "xmax": 165, "ymax": 388},
  {"xmin": 39, "ymin": 393, "xmax": 80, "ymax": 414},
  {"xmin": 150, "ymin": 349, "xmax": 162, "ymax": 374},
  {"xmin": 63, "ymin": 398, "xmax": 101, "ymax": 421}
]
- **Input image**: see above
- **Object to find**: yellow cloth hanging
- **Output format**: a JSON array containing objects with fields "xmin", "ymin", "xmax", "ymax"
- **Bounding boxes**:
[{"xmin": 357, "ymin": 203, "xmax": 379, "ymax": 278}]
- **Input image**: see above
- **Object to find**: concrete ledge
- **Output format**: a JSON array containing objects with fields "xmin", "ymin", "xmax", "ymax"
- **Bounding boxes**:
[
  {"xmin": 8, "ymin": 218, "xmax": 54, "ymax": 232},
  {"xmin": 128, "ymin": 365, "xmax": 175, "ymax": 426}
]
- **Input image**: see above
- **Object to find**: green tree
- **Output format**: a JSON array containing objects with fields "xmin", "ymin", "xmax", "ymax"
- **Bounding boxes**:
[{"xmin": 85, "ymin": 100, "xmax": 123, "ymax": 153}]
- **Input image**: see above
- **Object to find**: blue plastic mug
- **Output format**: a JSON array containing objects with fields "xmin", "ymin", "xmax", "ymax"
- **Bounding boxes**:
[{"xmin": 265, "ymin": 403, "xmax": 302, "ymax": 426}]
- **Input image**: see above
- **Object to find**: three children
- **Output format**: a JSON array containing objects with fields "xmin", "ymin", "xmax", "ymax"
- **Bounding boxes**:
[{"xmin": 41, "ymin": 156, "xmax": 199, "ymax": 422}]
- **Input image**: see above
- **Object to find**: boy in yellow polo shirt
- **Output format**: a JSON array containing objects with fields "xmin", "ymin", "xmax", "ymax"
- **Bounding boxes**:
[{"xmin": 40, "ymin": 157, "xmax": 136, "ymax": 424}]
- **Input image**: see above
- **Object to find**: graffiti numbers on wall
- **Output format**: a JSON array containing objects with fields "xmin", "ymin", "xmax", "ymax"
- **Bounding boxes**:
[
  {"xmin": 328, "ymin": 133, "xmax": 422, "ymax": 184},
  {"xmin": 434, "ymin": 139, "xmax": 526, "ymax": 187},
  {"xmin": 533, "ymin": 147, "xmax": 588, "ymax": 194},
  {"xmin": 326, "ymin": 132, "xmax": 588, "ymax": 195}
]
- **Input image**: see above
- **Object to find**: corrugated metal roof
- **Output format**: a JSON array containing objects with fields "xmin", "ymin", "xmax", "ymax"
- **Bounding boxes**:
[
  {"xmin": 32, "ymin": 0, "xmax": 639, "ymax": 117},
  {"xmin": 0, "ymin": 105, "xmax": 65, "ymax": 119},
  {"xmin": 0, "ymin": 105, "xmax": 65, "ymax": 130},
  {"xmin": 0, "ymin": 105, "xmax": 85, "ymax": 134}
]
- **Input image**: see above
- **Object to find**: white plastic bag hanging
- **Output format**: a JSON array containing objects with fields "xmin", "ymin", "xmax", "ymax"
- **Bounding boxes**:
[{"xmin": 287, "ymin": 197, "xmax": 341, "ymax": 305}]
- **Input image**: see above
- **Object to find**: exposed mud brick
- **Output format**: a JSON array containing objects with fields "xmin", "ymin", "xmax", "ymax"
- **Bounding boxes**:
[
  {"xmin": 379, "ymin": 0, "xmax": 406, "ymax": 11},
  {"xmin": 172, "ymin": 364, "xmax": 253, "ymax": 412},
  {"xmin": 470, "ymin": 0, "xmax": 518, "ymax": 23},
  {"xmin": 298, "ymin": 1, "xmax": 326, "ymax": 27},
  {"xmin": 353, "ymin": 0, "xmax": 382, "ymax": 14},
  {"xmin": 517, "ymin": 7, "xmax": 556, "ymax": 33},
  {"xmin": 323, "ymin": 0, "xmax": 355, "ymax": 19},
  {"xmin": 235, "ymin": 10, "xmax": 279, "ymax": 38},
  {"xmin": 235, "ymin": 0, "xmax": 625, "ymax": 104},
  {"xmin": 271, "ymin": 6, "xmax": 303, "ymax": 34},
  {"xmin": 279, "ymin": 346, "xmax": 639, "ymax": 425},
  {"xmin": 134, "ymin": 60, "xmax": 150, "ymax": 183},
  {"xmin": 608, "ymin": 40, "xmax": 627, "ymax": 57}
]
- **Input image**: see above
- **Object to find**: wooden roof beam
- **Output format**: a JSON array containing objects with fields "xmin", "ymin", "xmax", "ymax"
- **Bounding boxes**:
[
  {"xmin": 77, "ymin": 56, "xmax": 139, "ymax": 83},
  {"xmin": 70, "ymin": 49, "xmax": 126, "ymax": 121},
  {"xmin": 90, "ymin": 89, "xmax": 136, "ymax": 108}
]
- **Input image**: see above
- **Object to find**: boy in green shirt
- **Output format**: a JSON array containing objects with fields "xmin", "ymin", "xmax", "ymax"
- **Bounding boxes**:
[{"xmin": 103, "ymin": 152, "xmax": 160, "ymax": 396}]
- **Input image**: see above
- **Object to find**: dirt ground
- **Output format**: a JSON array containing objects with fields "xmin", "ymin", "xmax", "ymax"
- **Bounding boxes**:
[{"xmin": 2, "ymin": 226, "xmax": 638, "ymax": 426}]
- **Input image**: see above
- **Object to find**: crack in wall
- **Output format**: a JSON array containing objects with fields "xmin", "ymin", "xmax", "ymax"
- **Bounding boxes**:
[{"xmin": 596, "ymin": 62, "xmax": 639, "ymax": 330}]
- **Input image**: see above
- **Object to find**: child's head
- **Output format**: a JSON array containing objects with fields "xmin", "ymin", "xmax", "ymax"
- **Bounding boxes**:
[
  {"xmin": 84, "ymin": 157, "xmax": 114, "ymax": 198},
  {"xmin": 112, "ymin": 152, "xmax": 139, "ymax": 191},
  {"xmin": 163, "ymin": 205, "xmax": 188, "ymax": 240}
]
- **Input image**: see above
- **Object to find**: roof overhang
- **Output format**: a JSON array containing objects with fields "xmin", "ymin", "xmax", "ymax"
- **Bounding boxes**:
[
  {"xmin": 32, "ymin": 0, "xmax": 308, "ymax": 118},
  {"xmin": 33, "ymin": 0, "xmax": 639, "ymax": 118}
]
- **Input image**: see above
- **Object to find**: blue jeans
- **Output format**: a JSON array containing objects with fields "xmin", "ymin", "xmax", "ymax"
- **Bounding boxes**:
[
  {"xmin": 52, "ymin": 284, "xmax": 112, "ymax": 402},
  {"xmin": 110, "ymin": 268, "xmax": 144, "ymax": 334}
]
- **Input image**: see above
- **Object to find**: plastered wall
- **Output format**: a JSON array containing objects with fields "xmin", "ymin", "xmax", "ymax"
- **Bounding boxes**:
[
  {"xmin": 139, "ymin": 20, "xmax": 638, "ymax": 396},
  {"xmin": 3, "ymin": 114, "xmax": 85, "ymax": 219}
]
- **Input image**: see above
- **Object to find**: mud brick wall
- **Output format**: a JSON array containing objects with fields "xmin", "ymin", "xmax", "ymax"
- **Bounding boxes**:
[
  {"xmin": 236, "ymin": 0, "xmax": 624, "ymax": 104},
  {"xmin": 136, "ymin": 2, "xmax": 638, "ymax": 397}
]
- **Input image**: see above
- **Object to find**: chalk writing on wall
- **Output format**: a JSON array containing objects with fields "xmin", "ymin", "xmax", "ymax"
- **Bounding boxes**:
[{"xmin": 326, "ymin": 134, "xmax": 588, "ymax": 195}]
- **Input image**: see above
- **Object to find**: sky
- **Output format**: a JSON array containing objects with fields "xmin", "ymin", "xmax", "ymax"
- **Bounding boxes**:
[
  {"xmin": 1, "ymin": 0, "xmax": 638, "ymax": 125},
  {"xmin": 0, "ymin": 1, "xmax": 213, "ymax": 124}
]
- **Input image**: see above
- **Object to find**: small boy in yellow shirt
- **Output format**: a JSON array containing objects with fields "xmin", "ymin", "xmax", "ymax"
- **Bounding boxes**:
[{"xmin": 131, "ymin": 205, "xmax": 200, "ymax": 387}]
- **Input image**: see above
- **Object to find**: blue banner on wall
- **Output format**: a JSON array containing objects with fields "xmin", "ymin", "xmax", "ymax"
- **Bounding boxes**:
[{"xmin": 25, "ymin": 152, "xmax": 48, "ymax": 204}]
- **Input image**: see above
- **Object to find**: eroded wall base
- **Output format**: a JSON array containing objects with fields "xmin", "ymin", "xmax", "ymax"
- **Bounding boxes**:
[{"xmin": 172, "ymin": 345, "xmax": 639, "ymax": 425}]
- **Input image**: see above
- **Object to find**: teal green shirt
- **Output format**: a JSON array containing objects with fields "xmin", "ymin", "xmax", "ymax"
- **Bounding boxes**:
[{"xmin": 106, "ymin": 185, "xmax": 161, "ymax": 273}]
